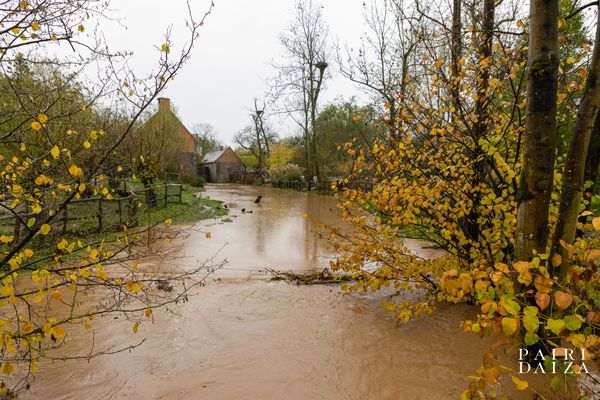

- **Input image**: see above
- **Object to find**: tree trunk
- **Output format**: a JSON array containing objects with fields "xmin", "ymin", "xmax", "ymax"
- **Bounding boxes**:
[
  {"xmin": 465, "ymin": 0, "xmax": 495, "ymax": 246},
  {"xmin": 451, "ymin": 0, "xmax": 462, "ymax": 116},
  {"xmin": 552, "ymin": 15, "xmax": 600, "ymax": 279},
  {"xmin": 584, "ymin": 113, "xmax": 600, "ymax": 204},
  {"xmin": 515, "ymin": 0, "xmax": 560, "ymax": 261}
]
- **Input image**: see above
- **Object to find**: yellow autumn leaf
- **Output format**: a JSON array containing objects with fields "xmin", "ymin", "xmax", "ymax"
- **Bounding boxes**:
[
  {"xmin": 51, "ymin": 326, "xmax": 65, "ymax": 340},
  {"xmin": 22, "ymin": 321, "xmax": 34, "ymax": 334},
  {"xmin": 133, "ymin": 322, "xmax": 139, "ymax": 333},
  {"xmin": 593, "ymin": 217, "xmax": 600, "ymax": 231},
  {"xmin": 51, "ymin": 145, "xmax": 60, "ymax": 159},
  {"xmin": 38, "ymin": 224, "xmax": 51, "ymax": 235},
  {"xmin": 38, "ymin": 114, "xmax": 48, "ymax": 123},
  {"xmin": 161, "ymin": 43, "xmax": 170, "ymax": 53},
  {"xmin": 68, "ymin": 164, "xmax": 83, "ymax": 178},
  {"xmin": 511, "ymin": 376, "xmax": 528, "ymax": 391},
  {"xmin": 0, "ymin": 235, "xmax": 14, "ymax": 244},
  {"xmin": 145, "ymin": 308, "xmax": 152, "ymax": 318},
  {"xmin": 83, "ymin": 140, "xmax": 91, "ymax": 149},
  {"xmin": 125, "ymin": 281, "xmax": 143, "ymax": 293},
  {"xmin": 57, "ymin": 238, "xmax": 68, "ymax": 250},
  {"xmin": 164, "ymin": 218, "xmax": 172, "ymax": 225},
  {"xmin": 31, "ymin": 21, "xmax": 40, "ymax": 31},
  {"xmin": 205, "ymin": 232, "xmax": 212, "ymax": 239},
  {"xmin": 2, "ymin": 362, "xmax": 14, "ymax": 375},
  {"xmin": 77, "ymin": 24, "xmax": 85, "ymax": 32},
  {"xmin": 31, "ymin": 121, "xmax": 41, "ymax": 131},
  {"xmin": 502, "ymin": 317, "xmax": 519, "ymax": 336}
]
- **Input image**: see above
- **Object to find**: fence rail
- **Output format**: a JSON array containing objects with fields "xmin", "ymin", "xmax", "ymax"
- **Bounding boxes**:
[{"xmin": 0, "ymin": 183, "xmax": 183, "ymax": 239}]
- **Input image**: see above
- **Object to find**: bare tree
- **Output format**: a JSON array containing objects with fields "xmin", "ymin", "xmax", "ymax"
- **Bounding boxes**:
[
  {"xmin": 235, "ymin": 103, "xmax": 277, "ymax": 170},
  {"xmin": 339, "ymin": 0, "xmax": 421, "ymax": 138},
  {"xmin": 272, "ymin": 0, "xmax": 330, "ymax": 181},
  {"xmin": 192, "ymin": 122, "xmax": 222, "ymax": 159}
]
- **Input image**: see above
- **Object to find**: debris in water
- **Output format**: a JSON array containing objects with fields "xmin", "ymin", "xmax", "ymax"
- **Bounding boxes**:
[
  {"xmin": 156, "ymin": 280, "xmax": 174, "ymax": 292},
  {"xmin": 266, "ymin": 268, "xmax": 352, "ymax": 285}
]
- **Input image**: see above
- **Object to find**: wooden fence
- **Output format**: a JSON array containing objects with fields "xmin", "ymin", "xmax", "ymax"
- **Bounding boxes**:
[
  {"xmin": 0, "ymin": 183, "xmax": 183, "ymax": 239},
  {"xmin": 271, "ymin": 180, "xmax": 374, "ymax": 192}
]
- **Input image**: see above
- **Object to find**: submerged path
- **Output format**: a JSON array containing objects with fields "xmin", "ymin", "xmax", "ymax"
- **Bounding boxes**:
[{"xmin": 21, "ymin": 184, "xmax": 528, "ymax": 400}]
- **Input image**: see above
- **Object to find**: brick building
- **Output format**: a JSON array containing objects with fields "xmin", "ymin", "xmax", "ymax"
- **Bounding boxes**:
[
  {"xmin": 143, "ymin": 98, "xmax": 197, "ymax": 177},
  {"xmin": 201, "ymin": 147, "xmax": 244, "ymax": 183}
]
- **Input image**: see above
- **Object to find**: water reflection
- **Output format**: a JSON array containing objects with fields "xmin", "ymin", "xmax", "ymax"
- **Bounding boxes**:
[{"xmin": 176, "ymin": 184, "xmax": 340, "ymax": 276}]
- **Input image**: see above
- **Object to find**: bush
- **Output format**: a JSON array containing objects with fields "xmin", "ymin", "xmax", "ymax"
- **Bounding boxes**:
[
  {"xmin": 182, "ymin": 173, "xmax": 205, "ymax": 188},
  {"xmin": 270, "ymin": 163, "xmax": 302, "ymax": 185},
  {"xmin": 191, "ymin": 175, "xmax": 205, "ymax": 188}
]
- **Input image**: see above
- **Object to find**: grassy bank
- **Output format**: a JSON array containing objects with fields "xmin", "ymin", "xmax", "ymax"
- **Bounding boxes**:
[
  {"xmin": 137, "ymin": 186, "xmax": 228, "ymax": 226},
  {"xmin": 0, "ymin": 184, "xmax": 228, "ymax": 256}
]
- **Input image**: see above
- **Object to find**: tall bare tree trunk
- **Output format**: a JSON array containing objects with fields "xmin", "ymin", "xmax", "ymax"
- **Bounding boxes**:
[
  {"xmin": 450, "ymin": 0, "xmax": 462, "ymax": 116},
  {"xmin": 515, "ymin": 0, "xmax": 560, "ymax": 261},
  {"xmin": 552, "ymin": 14, "xmax": 600, "ymax": 279},
  {"xmin": 465, "ymin": 0, "xmax": 495, "ymax": 247}
]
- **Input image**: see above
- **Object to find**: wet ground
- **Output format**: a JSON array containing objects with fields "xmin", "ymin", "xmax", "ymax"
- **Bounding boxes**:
[{"xmin": 19, "ymin": 184, "xmax": 537, "ymax": 399}]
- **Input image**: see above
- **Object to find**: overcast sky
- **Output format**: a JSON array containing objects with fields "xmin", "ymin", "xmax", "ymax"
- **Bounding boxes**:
[{"xmin": 103, "ymin": 0, "xmax": 369, "ymax": 146}]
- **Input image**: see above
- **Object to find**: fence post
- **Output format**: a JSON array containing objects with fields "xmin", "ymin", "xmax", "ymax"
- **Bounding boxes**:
[
  {"xmin": 178, "ymin": 184, "xmax": 182, "ymax": 203},
  {"xmin": 98, "ymin": 198, "xmax": 104, "ymax": 232},
  {"xmin": 117, "ymin": 198, "xmax": 123, "ymax": 227},
  {"xmin": 13, "ymin": 217, "xmax": 21, "ymax": 243},
  {"xmin": 164, "ymin": 184, "xmax": 168, "ymax": 206},
  {"xmin": 62, "ymin": 206, "xmax": 68, "ymax": 234}
]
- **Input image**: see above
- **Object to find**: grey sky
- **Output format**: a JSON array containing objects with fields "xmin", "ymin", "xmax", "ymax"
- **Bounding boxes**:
[{"xmin": 105, "ymin": 0, "xmax": 368, "ymax": 146}]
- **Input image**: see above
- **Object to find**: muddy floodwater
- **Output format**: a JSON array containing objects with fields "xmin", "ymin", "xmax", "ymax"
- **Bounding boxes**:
[{"xmin": 21, "ymin": 184, "xmax": 533, "ymax": 400}]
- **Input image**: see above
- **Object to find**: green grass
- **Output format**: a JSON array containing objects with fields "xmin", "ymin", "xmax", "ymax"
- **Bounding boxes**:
[
  {"xmin": 137, "ymin": 187, "xmax": 227, "ymax": 226},
  {"xmin": 0, "ymin": 183, "xmax": 227, "ymax": 255}
]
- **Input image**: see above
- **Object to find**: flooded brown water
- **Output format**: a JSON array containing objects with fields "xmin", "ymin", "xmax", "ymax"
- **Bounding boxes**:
[{"xmin": 19, "ymin": 184, "xmax": 538, "ymax": 399}]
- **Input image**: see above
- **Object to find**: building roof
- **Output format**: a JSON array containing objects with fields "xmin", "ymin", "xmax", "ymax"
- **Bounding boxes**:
[{"xmin": 202, "ymin": 149, "xmax": 227, "ymax": 163}]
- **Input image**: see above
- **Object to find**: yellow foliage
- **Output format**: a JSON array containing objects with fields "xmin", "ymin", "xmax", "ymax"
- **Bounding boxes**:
[{"xmin": 38, "ymin": 224, "xmax": 51, "ymax": 235}]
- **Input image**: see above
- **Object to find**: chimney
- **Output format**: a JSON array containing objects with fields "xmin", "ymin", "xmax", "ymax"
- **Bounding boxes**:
[{"xmin": 158, "ymin": 97, "xmax": 171, "ymax": 112}]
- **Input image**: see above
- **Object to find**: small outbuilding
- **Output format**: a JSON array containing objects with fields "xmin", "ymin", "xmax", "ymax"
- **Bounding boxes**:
[{"xmin": 201, "ymin": 147, "xmax": 244, "ymax": 183}]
